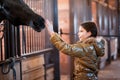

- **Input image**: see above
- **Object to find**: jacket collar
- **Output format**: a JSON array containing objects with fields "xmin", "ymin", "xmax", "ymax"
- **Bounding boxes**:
[{"xmin": 78, "ymin": 37, "xmax": 96, "ymax": 44}]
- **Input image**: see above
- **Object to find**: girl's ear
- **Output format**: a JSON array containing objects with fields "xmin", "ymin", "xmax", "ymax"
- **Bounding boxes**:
[{"xmin": 88, "ymin": 31, "xmax": 92, "ymax": 37}]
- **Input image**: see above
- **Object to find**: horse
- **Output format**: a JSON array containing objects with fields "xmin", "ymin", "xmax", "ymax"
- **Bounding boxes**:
[{"xmin": 0, "ymin": 0, "xmax": 45, "ymax": 32}]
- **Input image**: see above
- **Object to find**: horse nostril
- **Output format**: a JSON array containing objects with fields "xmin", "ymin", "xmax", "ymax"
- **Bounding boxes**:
[
  {"xmin": 34, "ymin": 17, "xmax": 45, "ymax": 29},
  {"xmin": 33, "ymin": 21, "xmax": 38, "ymax": 27},
  {"xmin": 33, "ymin": 21, "xmax": 43, "ymax": 29}
]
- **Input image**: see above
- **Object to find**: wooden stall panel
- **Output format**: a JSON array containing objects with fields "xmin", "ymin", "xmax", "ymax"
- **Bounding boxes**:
[
  {"xmin": 22, "ymin": 66, "xmax": 45, "ymax": 80},
  {"xmin": 0, "ymin": 62, "xmax": 21, "ymax": 80},
  {"xmin": 22, "ymin": 54, "xmax": 45, "ymax": 80},
  {"xmin": 46, "ymin": 67, "xmax": 54, "ymax": 80}
]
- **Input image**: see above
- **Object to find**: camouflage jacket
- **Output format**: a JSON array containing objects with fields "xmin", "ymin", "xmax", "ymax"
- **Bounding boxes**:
[{"xmin": 50, "ymin": 33, "xmax": 105, "ymax": 80}]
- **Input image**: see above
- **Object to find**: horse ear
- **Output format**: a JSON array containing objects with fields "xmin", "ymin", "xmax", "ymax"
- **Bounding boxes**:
[{"xmin": 18, "ymin": 0, "xmax": 25, "ymax": 4}]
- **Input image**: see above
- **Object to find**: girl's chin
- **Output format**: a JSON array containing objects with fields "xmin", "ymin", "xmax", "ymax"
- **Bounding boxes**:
[
  {"xmin": 79, "ymin": 38, "xmax": 84, "ymax": 42},
  {"xmin": 79, "ymin": 39, "xmax": 82, "ymax": 42}
]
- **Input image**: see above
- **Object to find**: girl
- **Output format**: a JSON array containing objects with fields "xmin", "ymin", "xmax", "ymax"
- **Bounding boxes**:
[{"xmin": 45, "ymin": 20, "xmax": 104, "ymax": 80}]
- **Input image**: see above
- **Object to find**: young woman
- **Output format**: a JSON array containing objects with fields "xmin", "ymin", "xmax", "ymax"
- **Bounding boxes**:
[{"xmin": 45, "ymin": 20, "xmax": 105, "ymax": 80}]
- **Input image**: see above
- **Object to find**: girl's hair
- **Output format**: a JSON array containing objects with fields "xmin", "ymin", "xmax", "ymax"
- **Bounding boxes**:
[{"xmin": 81, "ymin": 21, "xmax": 98, "ymax": 37}]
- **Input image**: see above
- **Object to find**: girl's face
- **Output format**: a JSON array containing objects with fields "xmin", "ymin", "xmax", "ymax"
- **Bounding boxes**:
[{"xmin": 78, "ymin": 26, "xmax": 91, "ymax": 41}]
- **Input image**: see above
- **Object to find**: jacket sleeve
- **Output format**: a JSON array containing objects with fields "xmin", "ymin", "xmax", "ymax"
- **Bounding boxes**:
[{"xmin": 50, "ymin": 33, "xmax": 85, "ymax": 57}]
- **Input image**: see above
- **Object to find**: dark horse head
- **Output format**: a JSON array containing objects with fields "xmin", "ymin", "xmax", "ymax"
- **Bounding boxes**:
[{"xmin": 0, "ymin": 0, "xmax": 45, "ymax": 32}]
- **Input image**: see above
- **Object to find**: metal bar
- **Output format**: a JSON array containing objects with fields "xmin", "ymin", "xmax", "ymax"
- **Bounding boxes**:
[
  {"xmin": 30, "ymin": 29, "xmax": 31, "ymax": 52},
  {"xmin": 58, "ymin": 32, "xmax": 120, "ymax": 37},
  {"xmin": 11, "ymin": 25, "xmax": 15, "ymax": 57},
  {"xmin": 107, "ymin": 2, "xmax": 111, "ymax": 64},
  {"xmin": 17, "ymin": 27, "xmax": 21, "ymax": 56},
  {"xmin": 118, "ymin": 0, "xmax": 120, "ymax": 52},
  {"xmin": 20, "ymin": 61, "xmax": 22, "ymax": 80},
  {"xmin": 26, "ymin": 27, "xmax": 29, "ymax": 53},
  {"xmin": 21, "ymin": 48, "xmax": 53, "ymax": 57},
  {"xmin": 52, "ymin": 0, "xmax": 60, "ymax": 80},
  {"xmin": 4, "ymin": 21, "xmax": 10, "ymax": 59},
  {"xmin": 31, "ymin": 29, "xmax": 33, "ymax": 52},
  {"xmin": 22, "ymin": 26, "xmax": 26, "ymax": 53},
  {"xmin": 0, "ymin": 40, "xmax": 2, "ymax": 60}
]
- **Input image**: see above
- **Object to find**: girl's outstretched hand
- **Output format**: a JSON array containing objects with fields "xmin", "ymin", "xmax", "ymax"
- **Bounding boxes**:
[{"xmin": 45, "ymin": 20, "xmax": 55, "ymax": 36}]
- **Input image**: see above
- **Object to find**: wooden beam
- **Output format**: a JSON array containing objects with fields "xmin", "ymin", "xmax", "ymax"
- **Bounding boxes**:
[{"xmin": 93, "ymin": 0, "xmax": 116, "ymax": 10}]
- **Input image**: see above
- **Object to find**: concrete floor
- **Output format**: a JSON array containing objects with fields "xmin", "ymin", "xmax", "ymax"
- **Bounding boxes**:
[
  {"xmin": 61, "ymin": 57, "xmax": 120, "ymax": 80},
  {"xmin": 98, "ymin": 58, "xmax": 120, "ymax": 80}
]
